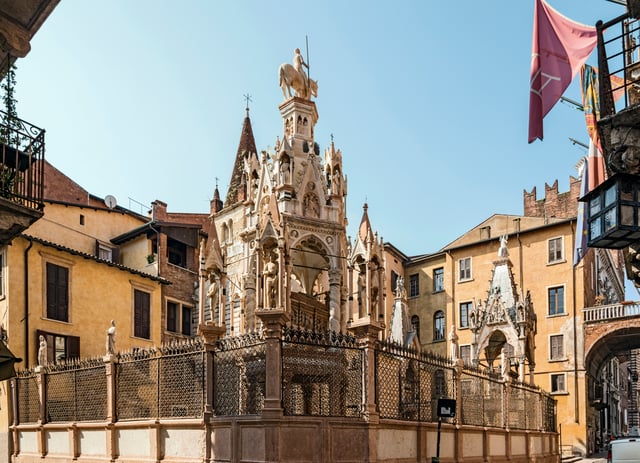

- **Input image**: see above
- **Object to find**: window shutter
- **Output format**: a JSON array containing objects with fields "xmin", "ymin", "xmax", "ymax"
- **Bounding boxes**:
[
  {"xmin": 134, "ymin": 290, "xmax": 150, "ymax": 339},
  {"xmin": 111, "ymin": 247, "xmax": 120, "ymax": 264},
  {"xmin": 182, "ymin": 306, "xmax": 192, "ymax": 336},
  {"xmin": 95, "ymin": 240, "xmax": 100, "ymax": 257}
]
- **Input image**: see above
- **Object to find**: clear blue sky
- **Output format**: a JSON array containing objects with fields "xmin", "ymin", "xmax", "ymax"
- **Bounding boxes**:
[{"xmin": 13, "ymin": 0, "xmax": 626, "ymax": 258}]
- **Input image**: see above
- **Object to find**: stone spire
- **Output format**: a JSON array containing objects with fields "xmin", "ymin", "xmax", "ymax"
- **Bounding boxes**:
[
  {"xmin": 225, "ymin": 108, "xmax": 258, "ymax": 207},
  {"xmin": 358, "ymin": 203, "xmax": 373, "ymax": 243},
  {"xmin": 210, "ymin": 180, "xmax": 223, "ymax": 214}
]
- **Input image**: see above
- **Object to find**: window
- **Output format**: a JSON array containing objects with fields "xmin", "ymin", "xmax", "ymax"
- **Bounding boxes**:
[
  {"xmin": 391, "ymin": 271, "xmax": 399, "ymax": 292},
  {"xmin": 167, "ymin": 238, "xmax": 187, "ymax": 268},
  {"xmin": 458, "ymin": 257, "xmax": 472, "ymax": 281},
  {"xmin": 167, "ymin": 301, "xmax": 193, "ymax": 336},
  {"xmin": 550, "ymin": 334, "xmax": 564, "ymax": 360},
  {"xmin": 460, "ymin": 345, "xmax": 471, "ymax": 364},
  {"xmin": 548, "ymin": 237, "xmax": 564, "ymax": 263},
  {"xmin": 434, "ymin": 311, "xmax": 445, "ymax": 341},
  {"xmin": 459, "ymin": 302, "xmax": 472, "ymax": 328},
  {"xmin": 98, "ymin": 245, "xmax": 112, "ymax": 262},
  {"xmin": 548, "ymin": 286, "xmax": 565, "ymax": 315},
  {"xmin": 551, "ymin": 373, "xmax": 566, "ymax": 393},
  {"xmin": 94, "ymin": 240, "xmax": 119, "ymax": 264},
  {"xmin": 167, "ymin": 301, "xmax": 178, "ymax": 333},
  {"xmin": 411, "ymin": 315, "xmax": 420, "ymax": 341},
  {"xmin": 134, "ymin": 289, "xmax": 151, "ymax": 339},
  {"xmin": 36, "ymin": 330, "xmax": 79, "ymax": 364},
  {"xmin": 46, "ymin": 262, "xmax": 69, "ymax": 322},
  {"xmin": 433, "ymin": 267, "xmax": 444, "ymax": 292},
  {"xmin": 409, "ymin": 273, "xmax": 419, "ymax": 297}
]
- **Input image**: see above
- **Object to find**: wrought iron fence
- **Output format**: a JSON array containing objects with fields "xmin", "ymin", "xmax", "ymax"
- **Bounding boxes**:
[
  {"xmin": 213, "ymin": 332, "xmax": 265, "ymax": 416},
  {"xmin": 12, "ymin": 329, "xmax": 557, "ymax": 432},
  {"xmin": 459, "ymin": 367, "xmax": 504, "ymax": 427},
  {"xmin": 15, "ymin": 371, "xmax": 39, "ymax": 424},
  {"xmin": 281, "ymin": 326, "xmax": 362, "ymax": 417},
  {"xmin": 117, "ymin": 339, "xmax": 205, "ymax": 420},
  {"xmin": 507, "ymin": 380, "xmax": 544, "ymax": 430},
  {"xmin": 45, "ymin": 358, "xmax": 107, "ymax": 422},
  {"xmin": 375, "ymin": 340, "xmax": 455, "ymax": 421}
]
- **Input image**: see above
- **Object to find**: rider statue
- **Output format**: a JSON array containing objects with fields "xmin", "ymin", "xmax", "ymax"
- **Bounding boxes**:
[
  {"xmin": 293, "ymin": 48, "xmax": 309, "ymax": 93},
  {"xmin": 279, "ymin": 47, "xmax": 318, "ymax": 101}
]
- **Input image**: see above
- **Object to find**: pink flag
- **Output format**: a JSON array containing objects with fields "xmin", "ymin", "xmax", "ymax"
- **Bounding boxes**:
[{"xmin": 529, "ymin": 0, "xmax": 598, "ymax": 143}]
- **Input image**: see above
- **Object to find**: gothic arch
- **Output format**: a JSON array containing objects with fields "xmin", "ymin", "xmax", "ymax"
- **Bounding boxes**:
[
  {"xmin": 475, "ymin": 328, "xmax": 519, "ymax": 366},
  {"xmin": 289, "ymin": 233, "xmax": 332, "ymax": 296}
]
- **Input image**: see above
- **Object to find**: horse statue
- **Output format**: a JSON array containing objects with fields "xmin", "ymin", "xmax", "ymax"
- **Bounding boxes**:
[{"xmin": 278, "ymin": 63, "xmax": 318, "ymax": 100}]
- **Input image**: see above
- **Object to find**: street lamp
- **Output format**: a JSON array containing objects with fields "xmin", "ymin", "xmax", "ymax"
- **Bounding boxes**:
[{"xmin": 580, "ymin": 173, "xmax": 640, "ymax": 249}]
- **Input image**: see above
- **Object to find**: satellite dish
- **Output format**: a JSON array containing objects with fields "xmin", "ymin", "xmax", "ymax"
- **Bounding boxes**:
[{"xmin": 104, "ymin": 195, "xmax": 117, "ymax": 209}]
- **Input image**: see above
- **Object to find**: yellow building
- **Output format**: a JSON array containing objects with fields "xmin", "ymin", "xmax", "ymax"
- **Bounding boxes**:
[
  {"xmin": 389, "ymin": 180, "xmax": 625, "ymax": 456},
  {"xmin": 0, "ymin": 161, "xmax": 211, "ymax": 457},
  {"xmin": 0, "ymin": 163, "xmax": 169, "ymax": 367}
]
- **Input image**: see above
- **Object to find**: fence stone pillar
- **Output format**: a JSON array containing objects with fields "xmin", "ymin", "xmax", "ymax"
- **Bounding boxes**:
[
  {"xmin": 199, "ymin": 322, "xmax": 226, "ymax": 463},
  {"xmin": 256, "ymin": 309, "xmax": 289, "ymax": 416},
  {"xmin": 103, "ymin": 354, "xmax": 117, "ymax": 460},
  {"xmin": 34, "ymin": 366, "xmax": 46, "ymax": 457},
  {"xmin": 256, "ymin": 308, "xmax": 289, "ymax": 462},
  {"xmin": 350, "ymin": 318, "xmax": 383, "ymax": 462},
  {"xmin": 9, "ymin": 378, "xmax": 18, "ymax": 457}
]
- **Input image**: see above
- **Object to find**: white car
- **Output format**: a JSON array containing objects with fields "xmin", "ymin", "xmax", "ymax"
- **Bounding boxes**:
[{"xmin": 608, "ymin": 438, "xmax": 640, "ymax": 463}]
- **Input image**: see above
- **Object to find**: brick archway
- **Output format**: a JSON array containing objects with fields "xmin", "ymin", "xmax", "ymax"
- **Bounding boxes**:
[{"xmin": 584, "ymin": 312, "xmax": 640, "ymax": 376}]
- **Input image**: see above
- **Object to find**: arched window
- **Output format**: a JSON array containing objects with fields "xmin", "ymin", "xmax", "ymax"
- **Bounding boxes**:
[
  {"xmin": 227, "ymin": 220, "xmax": 233, "ymax": 242},
  {"xmin": 434, "ymin": 311, "xmax": 445, "ymax": 341},
  {"xmin": 411, "ymin": 315, "xmax": 420, "ymax": 341},
  {"xmin": 221, "ymin": 223, "xmax": 228, "ymax": 243}
]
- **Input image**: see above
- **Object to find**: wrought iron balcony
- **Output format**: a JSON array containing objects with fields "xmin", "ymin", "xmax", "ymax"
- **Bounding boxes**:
[
  {"xmin": 0, "ymin": 109, "xmax": 44, "ymax": 245},
  {"xmin": 597, "ymin": 14, "xmax": 640, "ymax": 118}
]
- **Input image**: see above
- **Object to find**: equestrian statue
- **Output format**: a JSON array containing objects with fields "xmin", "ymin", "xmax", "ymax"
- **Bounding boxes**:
[{"xmin": 279, "ymin": 48, "xmax": 318, "ymax": 101}]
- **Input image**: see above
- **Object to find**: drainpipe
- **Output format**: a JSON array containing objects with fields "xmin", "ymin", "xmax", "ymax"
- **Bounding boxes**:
[
  {"xmin": 447, "ymin": 250, "xmax": 456, "ymax": 334},
  {"xmin": 571, "ymin": 220, "xmax": 580, "ymax": 423},
  {"xmin": 24, "ymin": 237, "xmax": 33, "ymax": 369},
  {"xmin": 514, "ymin": 218, "xmax": 523, "ymax": 290}
]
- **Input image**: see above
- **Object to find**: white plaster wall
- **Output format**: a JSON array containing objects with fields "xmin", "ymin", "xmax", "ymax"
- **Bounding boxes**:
[
  {"xmin": 45, "ymin": 430, "xmax": 69, "ymax": 455},
  {"xmin": 163, "ymin": 428, "xmax": 204, "ymax": 459},
  {"xmin": 18, "ymin": 431, "xmax": 38, "ymax": 454},
  {"xmin": 79, "ymin": 429, "xmax": 106, "ymax": 456},
  {"xmin": 462, "ymin": 433, "xmax": 483, "ymax": 458},
  {"xmin": 489, "ymin": 434, "xmax": 505, "ymax": 456},
  {"xmin": 377, "ymin": 429, "xmax": 417, "ymax": 460},
  {"xmin": 511, "ymin": 434, "xmax": 526, "ymax": 455},
  {"xmin": 117, "ymin": 428, "xmax": 150, "ymax": 457}
]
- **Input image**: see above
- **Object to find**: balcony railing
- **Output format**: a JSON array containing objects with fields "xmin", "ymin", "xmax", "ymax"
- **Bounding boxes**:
[
  {"xmin": 583, "ymin": 301, "xmax": 640, "ymax": 322},
  {"xmin": 0, "ymin": 109, "xmax": 44, "ymax": 210}
]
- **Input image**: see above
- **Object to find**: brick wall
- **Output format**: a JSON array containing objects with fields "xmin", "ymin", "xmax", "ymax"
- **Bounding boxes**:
[{"xmin": 523, "ymin": 176, "xmax": 581, "ymax": 219}]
